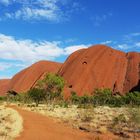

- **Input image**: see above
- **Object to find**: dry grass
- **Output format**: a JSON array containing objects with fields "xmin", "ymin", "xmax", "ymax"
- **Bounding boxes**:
[
  {"xmin": 17, "ymin": 103, "xmax": 140, "ymax": 139},
  {"xmin": 0, "ymin": 104, "xmax": 23, "ymax": 140}
]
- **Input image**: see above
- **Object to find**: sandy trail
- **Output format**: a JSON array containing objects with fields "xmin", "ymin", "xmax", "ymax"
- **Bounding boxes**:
[{"xmin": 10, "ymin": 106, "xmax": 94, "ymax": 140}]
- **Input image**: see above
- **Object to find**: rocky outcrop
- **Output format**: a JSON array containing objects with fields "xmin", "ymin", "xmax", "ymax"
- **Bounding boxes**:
[
  {"xmin": 58, "ymin": 45, "xmax": 140, "ymax": 96},
  {"xmin": 1, "ymin": 45, "xmax": 140, "ymax": 97},
  {"xmin": 0, "ymin": 79, "xmax": 10, "ymax": 96},
  {"xmin": 8, "ymin": 61, "xmax": 62, "ymax": 94}
]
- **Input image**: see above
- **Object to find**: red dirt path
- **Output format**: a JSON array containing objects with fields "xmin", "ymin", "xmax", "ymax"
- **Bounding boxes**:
[
  {"xmin": 9, "ymin": 106, "xmax": 118, "ymax": 140},
  {"xmin": 11, "ymin": 106, "xmax": 94, "ymax": 140}
]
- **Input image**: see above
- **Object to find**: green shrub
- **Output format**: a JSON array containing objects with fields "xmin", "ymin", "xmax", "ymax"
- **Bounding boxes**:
[
  {"xmin": 28, "ymin": 88, "xmax": 46, "ymax": 106},
  {"xmin": 37, "ymin": 73, "xmax": 65, "ymax": 101},
  {"xmin": 123, "ymin": 92, "xmax": 140, "ymax": 106},
  {"xmin": 0, "ymin": 96, "xmax": 6, "ymax": 101},
  {"xmin": 91, "ymin": 89, "xmax": 140, "ymax": 107},
  {"xmin": 70, "ymin": 91, "xmax": 80, "ymax": 104},
  {"xmin": 58, "ymin": 101, "xmax": 69, "ymax": 108},
  {"xmin": 92, "ymin": 88, "xmax": 113, "ymax": 106}
]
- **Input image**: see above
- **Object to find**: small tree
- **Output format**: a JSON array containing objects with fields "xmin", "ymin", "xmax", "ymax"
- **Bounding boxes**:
[
  {"xmin": 37, "ymin": 73, "xmax": 65, "ymax": 101},
  {"xmin": 28, "ymin": 88, "xmax": 45, "ymax": 106}
]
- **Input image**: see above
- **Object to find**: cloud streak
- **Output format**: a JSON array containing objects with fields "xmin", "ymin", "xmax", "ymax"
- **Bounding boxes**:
[
  {"xmin": 91, "ymin": 13, "xmax": 113, "ymax": 26},
  {"xmin": 0, "ymin": 0, "xmax": 82, "ymax": 22}
]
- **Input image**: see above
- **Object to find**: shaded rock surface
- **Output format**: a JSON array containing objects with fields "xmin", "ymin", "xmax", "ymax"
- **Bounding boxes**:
[{"xmin": 58, "ymin": 45, "xmax": 140, "ymax": 96}]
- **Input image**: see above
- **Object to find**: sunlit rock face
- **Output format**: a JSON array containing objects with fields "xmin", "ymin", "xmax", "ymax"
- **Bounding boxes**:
[{"xmin": 58, "ymin": 45, "xmax": 140, "ymax": 97}]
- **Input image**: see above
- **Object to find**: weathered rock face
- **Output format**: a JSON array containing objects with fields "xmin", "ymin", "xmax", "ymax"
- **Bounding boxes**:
[
  {"xmin": 58, "ymin": 45, "xmax": 140, "ymax": 96},
  {"xmin": 0, "ymin": 79, "xmax": 10, "ymax": 96},
  {"xmin": 8, "ymin": 61, "xmax": 62, "ymax": 93}
]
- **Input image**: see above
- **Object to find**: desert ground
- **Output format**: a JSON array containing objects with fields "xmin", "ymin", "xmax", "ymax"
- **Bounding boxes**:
[
  {"xmin": 0, "ymin": 102, "xmax": 139, "ymax": 140},
  {"xmin": 0, "ymin": 103, "xmax": 22, "ymax": 140}
]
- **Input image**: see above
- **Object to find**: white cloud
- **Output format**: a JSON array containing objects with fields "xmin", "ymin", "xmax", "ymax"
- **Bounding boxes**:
[
  {"xmin": 0, "ymin": 34, "xmax": 89, "ymax": 65},
  {"xmin": 100, "ymin": 40, "xmax": 113, "ymax": 45},
  {"xmin": 0, "ymin": 0, "xmax": 82, "ymax": 22},
  {"xmin": 129, "ymin": 32, "xmax": 140, "ymax": 37},
  {"xmin": 123, "ymin": 32, "xmax": 140, "ymax": 42},
  {"xmin": 91, "ymin": 13, "xmax": 113, "ymax": 26},
  {"xmin": 135, "ymin": 42, "xmax": 140, "ymax": 47},
  {"xmin": 0, "ymin": 34, "xmax": 62, "ymax": 63},
  {"xmin": 0, "ymin": 62, "xmax": 12, "ymax": 71},
  {"xmin": 0, "ymin": 62, "xmax": 25, "ymax": 72},
  {"xmin": 116, "ymin": 44, "xmax": 130, "ymax": 50},
  {"xmin": 0, "ymin": 33, "xmax": 89, "ymax": 79},
  {"xmin": 64, "ymin": 44, "xmax": 88, "ymax": 55},
  {"xmin": 14, "ymin": 7, "xmax": 61, "ymax": 21},
  {"xmin": 4, "ymin": 0, "xmax": 63, "ymax": 21}
]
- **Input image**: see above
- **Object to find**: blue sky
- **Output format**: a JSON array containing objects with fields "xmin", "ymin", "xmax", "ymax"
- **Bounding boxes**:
[{"xmin": 0, "ymin": 0, "xmax": 140, "ymax": 79}]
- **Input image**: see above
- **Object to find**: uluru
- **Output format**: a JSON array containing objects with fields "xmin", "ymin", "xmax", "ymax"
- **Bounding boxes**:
[
  {"xmin": 58, "ymin": 45, "xmax": 140, "ymax": 96},
  {"xmin": 0, "ymin": 45, "xmax": 140, "ymax": 96},
  {"xmin": 0, "ymin": 79, "xmax": 10, "ymax": 96},
  {"xmin": 7, "ymin": 61, "xmax": 62, "ymax": 94}
]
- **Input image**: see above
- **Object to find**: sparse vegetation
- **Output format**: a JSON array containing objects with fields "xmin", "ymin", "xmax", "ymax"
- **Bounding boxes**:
[
  {"xmin": 28, "ymin": 88, "xmax": 45, "ymax": 106},
  {"xmin": 0, "ymin": 106, "xmax": 23, "ymax": 140},
  {"xmin": 2, "ymin": 74, "xmax": 140, "ymax": 139},
  {"xmin": 70, "ymin": 89, "xmax": 140, "ymax": 108},
  {"xmin": 37, "ymin": 73, "xmax": 65, "ymax": 102}
]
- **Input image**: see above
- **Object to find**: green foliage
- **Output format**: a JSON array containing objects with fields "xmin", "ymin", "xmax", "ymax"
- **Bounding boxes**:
[
  {"xmin": 58, "ymin": 100, "xmax": 69, "ymax": 108},
  {"xmin": 37, "ymin": 73, "xmax": 65, "ymax": 93},
  {"xmin": 28, "ymin": 88, "xmax": 45, "ymax": 106},
  {"xmin": 70, "ymin": 91, "xmax": 93, "ymax": 108},
  {"xmin": 6, "ymin": 73, "xmax": 65, "ymax": 105},
  {"xmin": 0, "ymin": 96, "xmax": 6, "ymax": 100},
  {"xmin": 70, "ymin": 91, "xmax": 80, "ymax": 104},
  {"xmin": 93, "ymin": 88, "xmax": 112, "ymax": 106},
  {"xmin": 37, "ymin": 73, "xmax": 65, "ymax": 101},
  {"xmin": 70, "ymin": 89, "xmax": 140, "ymax": 107},
  {"xmin": 122, "ymin": 92, "xmax": 140, "ymax": 106}
]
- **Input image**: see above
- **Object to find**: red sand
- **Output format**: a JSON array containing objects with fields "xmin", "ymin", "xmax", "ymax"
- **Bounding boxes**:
[
  {"xmin": 13, "ymin": 106, "xmax": 93, "ymax": 140},
  {"xmin": 9, "ymin": 106, "xmax": 118, "ymax": 140}
]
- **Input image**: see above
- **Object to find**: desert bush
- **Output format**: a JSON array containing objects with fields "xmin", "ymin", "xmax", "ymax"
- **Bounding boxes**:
[
  {"xmin": 28, "ymin": 88, "xmax": 46, "ymax": 106},
  {"xmin": 128, "ymin": 107, "xmax": 140, "ymax": 129},
  {"xmin": 58, "ymin": 100, "xmax": 69, "ymax": 108},
  {"xmin": 70, "ymin": 92, "xmax": 92, "ymax": 108},
  {"xmin": 92, "ymin": 89, "xmax": 140, "ymax": 107},
  {"xmin": 92, "ymin": 88, "xmax": 114, "ymax": 106},
  {"xmin": 67, "ymin": 89, "xmax": 140, "ymax": 107},
  {"xmin": 70, "ymin": 91, "xmax": 80, "ymax": 104},
  {"xmin": 37, "ymin": 73, "xmax": 65, "ymax": 101},
  {"xmin": 122, "ymin": 92, "xmax": 140, "ymax": 106},
  {"xmin": 111, "ymin": 114, "xmax": 128, "ymax": 133},
  {"xmin": 0, "ymin": 96, "xmax": 6, "ymax": 101}
]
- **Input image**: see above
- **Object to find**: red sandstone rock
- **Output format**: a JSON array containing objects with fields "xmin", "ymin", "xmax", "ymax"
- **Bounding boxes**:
[
  {"xmin": 1, "ymin": 45, "xmax": 139, "ymax": 97},
  {"xmin": 8, "ymin": 61, "xmax": 62, "ymax": 93},
  {"xmin": 0, "ymin": 79, "xmax": 10, "ymax": 96},
  {"xmin": 58, "ymin": 45, "xmax": 140, "ymax": 96}
]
